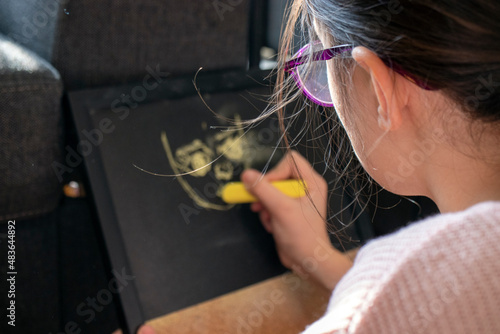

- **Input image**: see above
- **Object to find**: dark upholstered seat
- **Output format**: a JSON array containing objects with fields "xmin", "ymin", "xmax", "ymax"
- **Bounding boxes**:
[
  {"xmin": 0, "ymin": 0, "xmax": 250, "ymax": 90},
  {"xmin": 0, "ymin": 34, "xmax": 63, "ymax": 220}
]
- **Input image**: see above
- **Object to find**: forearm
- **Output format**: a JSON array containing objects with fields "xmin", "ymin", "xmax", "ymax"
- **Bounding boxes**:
[{"xmin": 310, "ymin": 246, "xmax": 354, "ymax": 291}]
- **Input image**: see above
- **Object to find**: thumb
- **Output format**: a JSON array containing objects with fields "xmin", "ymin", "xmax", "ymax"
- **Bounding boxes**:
[{"xmin": 241, "ymin": 169, "xmax": 293, "ymax": 211}]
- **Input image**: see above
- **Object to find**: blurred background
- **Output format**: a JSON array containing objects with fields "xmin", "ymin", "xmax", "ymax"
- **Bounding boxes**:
[{"xmin": 0, "ymin": 1, "xmax": 437, "ymax": 333}]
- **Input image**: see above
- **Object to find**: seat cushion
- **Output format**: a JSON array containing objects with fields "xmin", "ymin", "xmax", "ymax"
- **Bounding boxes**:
[
  {"xmin": 0, "ymin": 34, "xmax": 63, "ymax": 220},
  {"xmin": 0, "ymin": 0, "xmax": 251, "ymax": 90}
]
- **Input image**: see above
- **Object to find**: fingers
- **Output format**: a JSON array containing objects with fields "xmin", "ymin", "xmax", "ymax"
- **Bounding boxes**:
[
  {"xmin": 250, "ymin": 202, "xmax": 263, "ymax": 212},
  {"xmin": 241, "ymin": 169, "xmax": 294, "ymax": 213},
  {"xmin": 250, "ymin": 201, "xmax": 272, "ymax": 232},
  {"xmin": 241, "ymin": 150, "xmax": 327, "ymax": 208},
  {"xmin": 250, "ymin": 150, "xmax": 327, "ymax": 199},
  {"xmin": 259, "ymin": 210, "xmax": 273, "ymax": 233},
  {"xmin": 287, "ymin": 151, "xmax": 328, "ymax": 197},
  {"xmin": 241, "ymin": 150, "xmax": 328, "ymax": 234},
  {"xmin": 265, "ymin": 151, "xmax": 323, "ymax": 188},
  {"xmin": 264, "ymin": 150, "xmax": 307, "ymax": 181}
]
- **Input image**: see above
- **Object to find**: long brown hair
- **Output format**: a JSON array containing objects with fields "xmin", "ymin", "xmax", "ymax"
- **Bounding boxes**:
[{"xmin": 263, "ymin": 0, "xmax": 500, "ymax": 229}]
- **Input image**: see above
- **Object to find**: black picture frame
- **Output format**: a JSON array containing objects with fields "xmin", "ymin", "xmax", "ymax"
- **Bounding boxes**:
[{"xmin": 68, "ymin": 69, "xmax": 290, "ymax": 333}]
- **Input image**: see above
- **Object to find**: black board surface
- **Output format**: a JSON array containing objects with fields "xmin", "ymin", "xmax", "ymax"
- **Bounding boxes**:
[
  {"xmin": 68, "ymin": 69, "xmax": 372, "ymax": 333},
  {"xmin": 68, "ymin": 70, "xmax": 290, "ymax": 332}
]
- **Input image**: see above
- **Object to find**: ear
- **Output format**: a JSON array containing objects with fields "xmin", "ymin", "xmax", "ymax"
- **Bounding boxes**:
[{"xmin": 351, "ymin": 46, "xmax": 404, "ymax": 131}]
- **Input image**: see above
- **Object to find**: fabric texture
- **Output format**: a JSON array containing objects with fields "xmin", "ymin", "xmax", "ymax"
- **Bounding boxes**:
[
  {"xmin": 302, "ymin": 201, "xmax": 500, "ymax": 334},
  {"xmin": 0, "ymin": 0, "xmax": 251, "ymax": 90},
  {"xmin": 0, "ymin": 33, "xmax": 63, "ymax": 220}
]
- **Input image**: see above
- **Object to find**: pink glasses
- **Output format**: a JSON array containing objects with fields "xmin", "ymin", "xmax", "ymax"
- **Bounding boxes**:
[{"xmin": 284, "ymin": 42, "xmax": 433, "ymax": 107}]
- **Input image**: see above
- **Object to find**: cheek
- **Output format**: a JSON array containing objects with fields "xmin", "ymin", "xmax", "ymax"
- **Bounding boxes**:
[
  {"xmin": 325, "ymin": 63, "xmax": 422, "ymax": 194},
  {"xmin": 327, "ymin": 63, "xmax": 374, "ymax": 158},
  {"xmin": 326, "ymin": 63, "xmax": 389, "ymax": 177},
  {"xmin": 326, "ymin": 61, "xmax": 355, "ymax": 133}
]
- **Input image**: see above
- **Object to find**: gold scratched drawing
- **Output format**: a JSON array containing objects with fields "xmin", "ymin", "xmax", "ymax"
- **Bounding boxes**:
[
  {"xmin": 161, "ymin": 115, "xmax": 250, "ymax": 211},
  {"xmin": 174, "ymin": 139, "xmax": 213, "ymax": 177},
  {"xmin": 161, "ymin": 132, "xmax": 234, "ymax": 211}
]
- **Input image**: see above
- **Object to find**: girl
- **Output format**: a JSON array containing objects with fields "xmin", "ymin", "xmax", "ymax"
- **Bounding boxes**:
[{"xmin": 241, "ymin": 0, "xmax": 500, "ymax": 333}]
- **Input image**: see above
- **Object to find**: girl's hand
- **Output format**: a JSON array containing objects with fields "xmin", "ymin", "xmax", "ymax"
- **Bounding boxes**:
[{"xmin": 241, "ymin": 151, "xmax": 352, "ymax": 290}]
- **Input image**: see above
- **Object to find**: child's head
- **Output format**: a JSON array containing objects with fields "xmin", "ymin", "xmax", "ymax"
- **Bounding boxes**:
[{"xmin": 277, "ymin": 0, "xmax": 500, "ymax": 199}]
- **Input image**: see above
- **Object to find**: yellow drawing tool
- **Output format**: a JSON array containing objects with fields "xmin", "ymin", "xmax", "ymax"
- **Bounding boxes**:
[{"xmin": 221, "ymin": 179, "xmax": 307, "ymax": 204}]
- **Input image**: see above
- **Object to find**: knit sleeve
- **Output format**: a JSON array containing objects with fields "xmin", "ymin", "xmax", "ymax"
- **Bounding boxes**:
[{"xmin": 302, "ymin": 201, "xmax": 500, "ymax": 334}]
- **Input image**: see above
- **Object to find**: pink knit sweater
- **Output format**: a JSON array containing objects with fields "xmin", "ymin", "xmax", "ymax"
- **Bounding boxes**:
[{"xmin": 303, "ymin": 201, "xmax": 500, "ymax": 334}]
